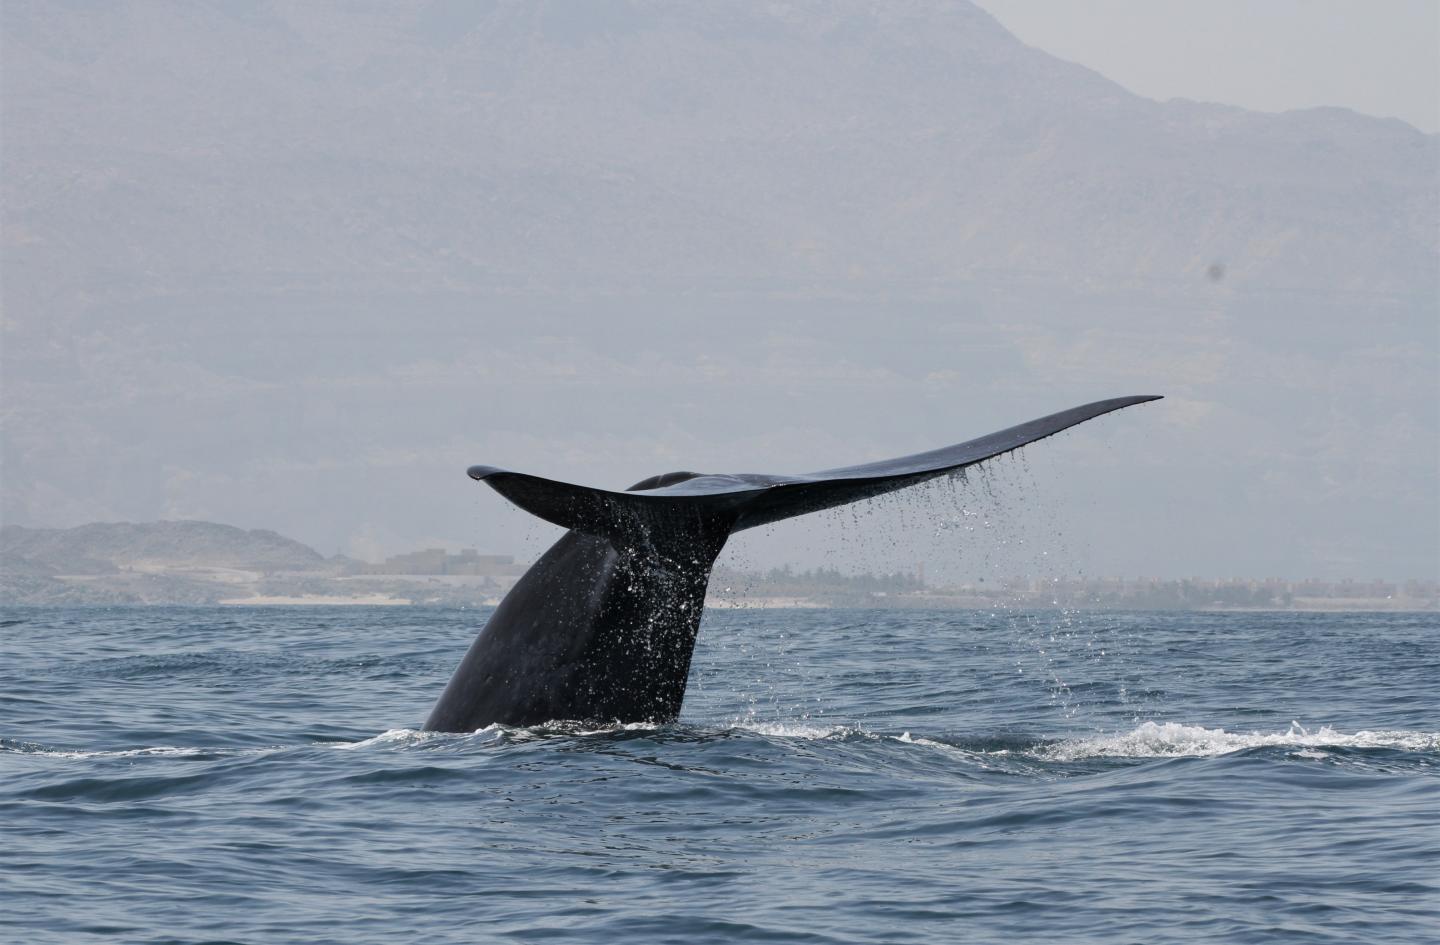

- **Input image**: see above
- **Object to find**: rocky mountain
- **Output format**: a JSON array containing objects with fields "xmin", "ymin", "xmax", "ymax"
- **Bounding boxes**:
[
  {"xmin": 0, "ymin": 519, "xmax": 525, "ymax": 605},
  {"xmin": 0, "ymin": 521, "xmax": 328, "ymax": 573},
  {"xmin": 0, "ymin": 520, "xmax": 333, "ymax": 605}
]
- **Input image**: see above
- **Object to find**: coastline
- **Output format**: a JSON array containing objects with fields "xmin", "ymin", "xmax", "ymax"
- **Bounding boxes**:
[{"xmin": 216, "ymin": 594, "xmax": 413, "ymax": 607}]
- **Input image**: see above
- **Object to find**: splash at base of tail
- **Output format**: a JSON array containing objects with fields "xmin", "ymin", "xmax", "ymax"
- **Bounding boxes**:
[{"xmin": 424, "ymin": 395, "xmax": 1161, "ymax": 731}]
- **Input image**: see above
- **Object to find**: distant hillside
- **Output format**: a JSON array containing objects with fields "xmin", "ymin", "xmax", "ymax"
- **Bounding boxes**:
[
  {"xmin": 0, "ymin": 520, "xmax": 498, "ymax": 606},
  {"xmin": 0, "ymin": 521, "xmax": 328, "ymax": 573},
  {"xmin": 3, "ymin": 0, "xmax": 1432, "ymax": 297}
]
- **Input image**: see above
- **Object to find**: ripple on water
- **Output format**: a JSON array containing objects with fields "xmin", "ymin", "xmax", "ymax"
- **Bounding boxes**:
[{"xmin": 1, "ymin": 606, "xmax": 1437, "ymax": 944}]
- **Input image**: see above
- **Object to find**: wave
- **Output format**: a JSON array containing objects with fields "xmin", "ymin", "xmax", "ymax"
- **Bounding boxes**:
[
  {"xmin": 1035, "ymin": 721, "xmax": 1440, "ymax": 761},
  {"xmin": 8, "ymin": 720, "xmax": 1436, "ymax": 764},
  {"xmin": 721, "ymin": 719, "xmax": 860, "ymax": 740},
  {"xmin": 330, "ymin": 719, "xmax": 861, "ymax": 751},
  {"xmin": 0, "ymin": 737, "xmax": 278, "ymax": 761}
]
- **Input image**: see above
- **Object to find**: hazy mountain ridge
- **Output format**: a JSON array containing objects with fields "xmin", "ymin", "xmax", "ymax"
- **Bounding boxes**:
[
  {"xmin": 0, "ymin": 519, "xmax": 516, "ymax": 605},
  {"xmin": 3, "ymin": 0, "xmax": 1433, "ymax": 299},
  {"xmin": 1, "ymin": 1, "xmax": 1435, "ymax": 579},
  {"xmin": 1, "ymin": 519, "xmax": 1430, "ymax": 610},
  {"xmin": 0, "ymin": 521, "xmax": 328, "ymax": 573},
  {"xmin": 0, "ymin": 520, "xmax": 324, "ymax": 605}
]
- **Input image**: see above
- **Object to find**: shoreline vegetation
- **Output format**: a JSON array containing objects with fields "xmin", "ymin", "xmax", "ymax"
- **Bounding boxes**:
[{"xmin": 1, "ymin": 521, "xmax": 1434, "ymax": 613}]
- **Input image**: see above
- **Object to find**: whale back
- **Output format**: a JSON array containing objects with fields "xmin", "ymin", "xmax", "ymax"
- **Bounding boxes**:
[{"xmin": 423, "ymin": 511, "xmax": 731, "ymax": 731}]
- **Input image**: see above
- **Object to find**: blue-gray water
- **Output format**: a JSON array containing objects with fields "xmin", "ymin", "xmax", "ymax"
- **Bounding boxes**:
[{"xmin": 2, "ymin": 606, "xmax": 1436, "ymax": 944}]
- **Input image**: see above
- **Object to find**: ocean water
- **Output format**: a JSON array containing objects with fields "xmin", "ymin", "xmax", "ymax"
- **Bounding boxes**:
[{"xmin": 1, "ymin": 605, "xmax": 1436, "ymax": 944}]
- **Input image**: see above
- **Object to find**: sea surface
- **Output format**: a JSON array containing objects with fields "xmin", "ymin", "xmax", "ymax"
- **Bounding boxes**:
[{"xmin": 1, "ymin": 605, "xmax": 1436, "ymax": 944}]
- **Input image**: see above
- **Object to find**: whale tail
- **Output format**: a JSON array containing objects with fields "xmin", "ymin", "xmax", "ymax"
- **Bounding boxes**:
[
  {"xmin": 467, "ymin": 395, "xmax": 1161, "ymax": 544},
  {"xmin": 430, "ymin": 395, "xmax": 1161, "ymax": 729}
]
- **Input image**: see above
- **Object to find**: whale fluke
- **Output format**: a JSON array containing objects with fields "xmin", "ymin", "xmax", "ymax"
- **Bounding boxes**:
[
  {"xmin": 465, "ymin": 395, "xmax": 1160, "ymax": 540},
  {"xmin": 425, "ymin": 395, "xmax": 1161, "ymax": 731}
]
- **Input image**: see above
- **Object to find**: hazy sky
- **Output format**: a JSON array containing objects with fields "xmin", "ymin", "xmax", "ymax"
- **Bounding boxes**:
[
  {"xmin": 976, "ymin": 0, "xmax": 1439, "ymax": 132},
  {"xmin": 3, "ymin": 1, "xmax": 1436, "ymax": 581}
]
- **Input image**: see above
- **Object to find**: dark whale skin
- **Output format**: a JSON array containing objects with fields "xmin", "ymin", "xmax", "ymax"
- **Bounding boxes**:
[{"xmin": 424, "ymin": 526, "xmax": 728, "ymax": 731}]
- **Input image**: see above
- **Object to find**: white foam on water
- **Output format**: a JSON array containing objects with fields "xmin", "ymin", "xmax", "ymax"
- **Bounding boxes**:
[
  {"xmin": 548, "ymin": 720, "xmax": 663, "ymax": 737},
  {"xmin": 895, "ymin": 730, "xmax": 964, "ymax": 751},
  {"xmin": 893, "ymin": 730, "xmax": 1005, "ymax": 768},
  {"xmin": 728, "ymin": 719, "xmax": 861, "ymax": 740},
  {"xmin": 53, "ymin": 746, "xmax": 216, "ymax": 759},
  {"xmin": 4, "ymin": 743, "xmax": 279, "ymax": 760},
  {"xmin": 332, "ymin": 728, "xmax": 436, "ymax": 750},
  {"xmin": 335, "ymin": 721, "xmax": 670, "ymax": 748},
  {"xmin": 1039, "ymin": 721, "xmax": 1440, "ymax": 761},
  {"xmin": 9, "ymin": 729, "xmax": 466, "ymax": 758},
  {"xmin": 17, "ymin": 720, "xmax": 1435, "ymax": 764}
]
